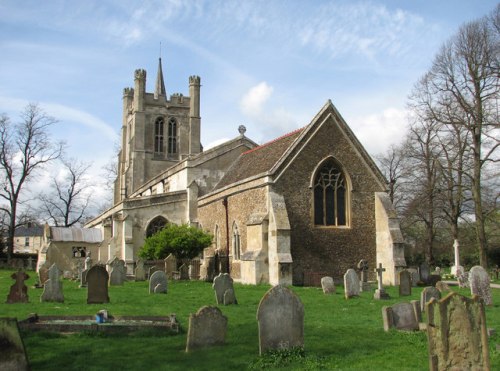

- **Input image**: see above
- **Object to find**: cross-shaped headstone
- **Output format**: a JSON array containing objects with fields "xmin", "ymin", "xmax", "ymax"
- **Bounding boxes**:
[{"xmin": 374, "ymin": 263, "xmax": 385, "ymax": 290}]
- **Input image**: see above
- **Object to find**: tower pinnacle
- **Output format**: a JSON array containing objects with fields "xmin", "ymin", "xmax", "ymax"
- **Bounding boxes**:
[{"xmin": 154, "ymin": 57, "xmax": 166, "ymax": 100}]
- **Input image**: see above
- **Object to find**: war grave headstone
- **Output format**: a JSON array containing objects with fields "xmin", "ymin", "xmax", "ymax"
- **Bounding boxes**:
[
  {"xmin": 373, "ymin": 264, "xmax": 390, "ymax": 300},
  {"xmin": 257, "ymin": 285, "xmax": 304, "ymax": 355},
  {"xmin": 135, "ymin": 258, "xmax": 146, "ymax": 281},
  {"xmin": 469, "ymin": 265, "xmax": 492, "ymax": 306},
  {"xmin": 185, "ymin": 306, "xmax": 228, "ymax": 352},
  {"xmin": 6, "ymin": 269, "xmax": 29, "ymax": 304},
  {"xmin": 321, "ymin": 276, "xmax": 335, "ymax": 294},
  {"xmin": 164, "ymin": 254, "xmax": 177, "ymax": 279},
  {"xmin": 41, "ymin": 264, "xmax": 64, "ymax": 303},
  {"xmin": 420, "ymin": 286, "xmax": 441, "ymax": 312},
  {"xmin": 109, "ymin": 259, "xmax": 126, "ymax": 286},
  {"xmin": 213, "ymin": 273, "xmax": 237, "ymax": 305},
  {"xmin": 427, "ymin": 293, "xmax": 490, "ymax": 371},
  {"xmin": 343, "ymin": 269, "xmax": 360, "ymax": 299},
  {"xmin": 399, "ymin": 270, "xmax": 411, "ymax": 297},
  {"xmin": 86, "ymin": 265, "xmax": 110, "ymax": 304},
  {"xmin": 382, "ymin": 302, "xmax": 420, "ymax": 332},
  {"xmin": 419, "ymin": 262, "xmax": 430, "ymax": 284},
  {"xmin": 179, "ymin": 263, "xmax": 190, "ymax": 280},
  {"xmin": 149, "ymin": 270, "xmax": 168, "ymax": 294},
  {"xmin": 407, "ymin": 268, "xmax": 420, "ymax": 287},
  {"xmin": 0, "ymin": 318, "xmax": 30, "ymax": 371},
  {"xmin": 357, "ymin": 259, "xmax": 371, "ymax": 291}
]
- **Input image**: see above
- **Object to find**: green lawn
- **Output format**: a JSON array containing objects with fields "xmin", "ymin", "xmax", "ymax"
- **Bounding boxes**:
[{"xmin": 1, "ymin": 269, "xmax": 499, "ymax": 370}]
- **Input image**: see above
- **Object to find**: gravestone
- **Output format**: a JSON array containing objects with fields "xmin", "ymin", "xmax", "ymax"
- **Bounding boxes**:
[
  {"xmin": 86, "ymin": 265, "xmax": 110, "ymax": 304},
  {"xmin": 457, "ymin": 266, "xmax": 469, "ymax": 288},
  {"xmin": 223, "ymin": 288, "xmax": 237, "ymax": 305},
  {"xmin": 420, "ymin": 286, "xmax": 441, "ymax": 312},
  {"xmin": 164, "ymin": 254, "xmax": 177, "ymax": 279},
  {"xmin": 84, "ymin": 255, "xmax": 92, "ymax": 270},
  {"xmin": 179, "ymin": 263, "xmax": 189, "ymax": 280},
  {"xmin": 427, "ymin": 293, "xmax": 490, "ymax": 371},
  {"xmin": 469, "ymin": 265, "xmax": 492, "ymax": 306},
  {"xmin": 435, "ymin": 281, "xmax": 451, "ymax": 294},
  {"xmin": 148, "ymin": 266, "xmax": 159, "ymax": 279},
  {"xmin": 357, "ymin": 259, "xmax": 371, "ymax": 291},
  {"xmin": 185, "ymin": 306, "xmax": 228, "ymax": 352},
  {"xmin": 257, "ymin": 285, "xmax": 304, "ymax": 355},
  {"xmin": 107, "ymin": 256, "xmax": 118, "ymax": 273},
  {"xmin": 41, "ymin": 264, "xmax": 64, "ymax": 303},
  {"xmin": 201, "ymin": 256, "xmax": 215, "ymax": 282},
  {"xmin": 80, "ymin": 268, "xmax": 89, "ymax": 288},
  {"xmin": 382, "ymin": 302, "xmax": 420, "ymax": 331},
  {"xmin": 109, "ymin": 259, "xmax": 126, "ymax": 286},
  {"xmin": 0, "ymin": 318, "xmax": 29, "ymax": 371},
  {"xmin": 399, "ymin": 270, "xmax": 411, "ymax": 296},
  {"xmin": 6, "ymin": 269, "xmax": 29, "ymax": 303},
  {"xmin": 189, "ymin": 258, "xmax": 201, "ymax": 280},
  {"xmin": 321, "ymin": 276, "xmax": 336, "ymax": 294},
  {"xmin": 213, "ymin": 273, "xmax": 236, "ymax": 305},
  {"xmin": 149, "ymin": 270, "xmax": 167, "ymax": 294},
  {"xmin": 419, "ymin": 262, "xmax": 430, "ymax": 284},
  {"xmin": 38, "ymin": 261, "xmax": 50, "ymax": 285},
  {"xmin": 373, "ymin": 264, "xmax": 390, "ymax": 300},
  {"xmin": 407, "ymin": 268, "xmax": 420, "ymax": 287},
  {"xmin": 343, "ymin": 269, "xmax": 360, "ymax": 299},
  {"xmin": 135, "ymin": 258, "xmax": 145, "ymax": 281}
]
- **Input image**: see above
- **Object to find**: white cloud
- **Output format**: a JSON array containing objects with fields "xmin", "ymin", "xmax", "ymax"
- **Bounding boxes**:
[{"xmin": 240, "ymin": 82, "xmax": 274, "ymax": 116}]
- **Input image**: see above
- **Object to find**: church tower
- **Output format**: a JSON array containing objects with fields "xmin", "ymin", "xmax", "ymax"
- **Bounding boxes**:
[{"xmin": 114, "ymin": 59, "xmax": 202, "ymax": 203}]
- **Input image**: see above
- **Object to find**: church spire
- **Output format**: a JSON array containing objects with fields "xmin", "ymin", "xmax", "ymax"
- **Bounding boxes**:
[{"xmin": 154, "ymin": 57, "xmax": 166, "ymax": 100}]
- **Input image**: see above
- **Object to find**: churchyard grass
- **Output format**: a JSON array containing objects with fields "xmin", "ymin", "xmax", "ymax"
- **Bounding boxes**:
[{"xmin": 1, "ymin": 269, "xmax": 500, "ymax": 370}]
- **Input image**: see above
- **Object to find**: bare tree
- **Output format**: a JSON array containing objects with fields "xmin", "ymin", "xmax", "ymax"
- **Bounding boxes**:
[
  {"xmin": 38, "ymin": 157, "xmax": 93, "ymax": 227},
  {"xmin": 375, "ymin": 143, "xmax": 408, "ymax": 209},
  {"xmin": 0, "ymin": 103, "xmax": 63, "ymax": 260}
]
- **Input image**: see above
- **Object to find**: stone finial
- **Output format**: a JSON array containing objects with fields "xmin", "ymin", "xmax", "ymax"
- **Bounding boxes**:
[
  {"xmin": 189, "ymin": 75, "xmax": 201, "ymax": 85},
  {"xmin": 134, "ymin": 69, "xmax": 146, "ymax": 80},
  {"xmin": 123, "ymin": 87, "xmax": 134, "ymax": 96},
  {"xmin": 238, "ymin": 125, "xmax": 246, "ymax": 135}
]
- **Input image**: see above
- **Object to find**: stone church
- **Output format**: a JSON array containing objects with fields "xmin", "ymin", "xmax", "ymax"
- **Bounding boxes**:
[{"xmin": 85, "ymin": 59, "xmax": 406, "ymax": 285}]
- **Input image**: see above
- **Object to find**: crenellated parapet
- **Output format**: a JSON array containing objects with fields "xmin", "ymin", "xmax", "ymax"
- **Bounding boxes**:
[
  {"xmin": 134, "ymin": 69, "xmax": 147, "ymax": 80},
  {"xmin": 123, "ymin": 87, "xmax": 134, "ymax": 97},
  {"xmin": 189, "ymin": 75, "xmax": 201, "ymax": 85}
]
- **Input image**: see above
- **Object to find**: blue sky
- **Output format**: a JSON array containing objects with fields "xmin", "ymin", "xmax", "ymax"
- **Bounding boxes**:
[{"xmin": 0, "ymin": 0, "xmax": 498, "ymax": 210}]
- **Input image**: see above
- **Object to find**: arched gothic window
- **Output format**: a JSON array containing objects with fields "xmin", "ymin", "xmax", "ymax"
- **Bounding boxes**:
[
  {"xmin": 168, "ymin": 118, "xmax": 177, "ymax": 155},
  {"xmin": 232, "ymin": 223, "xmax": 241, "ymax": 260},
  {"xmin": 146, "ymin": 216, "xmax": 168, "ymax": 237},
  {"xmin": 313, "ymin": 158, "xmax": 348, "ymax": 226},
  {"xmin": 154, "ymin": 117, "xmax": 164, "ymax": 154}
]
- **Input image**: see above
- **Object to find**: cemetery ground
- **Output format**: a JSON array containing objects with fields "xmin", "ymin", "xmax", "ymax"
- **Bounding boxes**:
[{"xmin": 1, "ymin": 269, "xmax": 500, "ymax": 370}]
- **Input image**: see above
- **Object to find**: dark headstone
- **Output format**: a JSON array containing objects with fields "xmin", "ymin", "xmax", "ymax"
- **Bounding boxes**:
[
  {"xmin": 213, "ymin": 273, "xmax": 236, "ymax": 305},
  {"xmin": 399, "ymin": 270, "xmax": 411, "ymax": 296},
  {"xmin": 86, "ymin": 265, "xmax": 110, "ymax": 304},
  {"xmin": 149, "ymin": 270, "xmax": 167, "ymax": 294},
  {"xmin": 6, "ymin": 270, "xmax": 29, "ymax": 304}
]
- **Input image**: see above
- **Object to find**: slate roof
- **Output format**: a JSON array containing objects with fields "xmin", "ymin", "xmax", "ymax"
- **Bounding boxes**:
[
  {"xmin": 14, "ymin": 225, "xmax": 44, "ymax": 237},
  {"xmin": 214, "ymin": 128, "xmax": 304, "ymax": 190}
]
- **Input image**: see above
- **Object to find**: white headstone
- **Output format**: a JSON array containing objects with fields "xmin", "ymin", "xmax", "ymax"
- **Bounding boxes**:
[{"xmin": 321, "ymin": 276, "xmax": 335, "ymax": 295}]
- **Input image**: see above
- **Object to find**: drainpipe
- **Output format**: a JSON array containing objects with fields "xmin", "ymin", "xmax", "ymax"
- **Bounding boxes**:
[{"xmin": 222, "ymin": 197, "xmax": 230, "ymax": 275}]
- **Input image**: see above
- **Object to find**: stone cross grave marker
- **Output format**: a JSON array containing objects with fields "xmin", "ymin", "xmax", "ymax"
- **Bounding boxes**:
[
  {"xmin": 343, "ymin": 269, "xmax": 360, "ymax": 299},
  {"xmin": 427, "ymin": 293, "xmax": 490, "ymax": 371},
  {"xmin": 185, "ymin": 306, "xmax": 228, "ymax": 352},
  {"xmin": 321, "ymin": 276, "xmax": 335, "ymax": 294},
  {"xmin": 164, "ymin": 254, "xmax": 177, "ymax": 279},
  {"xmin": 420, "ymin": 286, "xmax": 441, "ymax": 312},
  {"xmin": 149, "ymin": 270, "xmax": 168, "ymax": 294},
  {"xmin": 41, "ymin": 263, "xmax": 64, "ymax": 303},
  {"xmin": 109, "ymin": 259, "xmax": 126, "ymax": 286},
  {"xmin": 399, "ymin": 270, "xmax": 411, "ymax": 297},
  {"xmin": 86, "ymin": 265, "xmax": 110, "ymax": 304},
  {"xmin": 0, "ymin": 318, "xmax": 30, "ymax": 371},
  {"xmin": 382, "ymin": 302, "xmax": 420, "ymax": 332},
  {"xmin": 213, "ymin": 273, "xmax": 237, "ymax": 305},
  {"xmin": 469, "ymin": 265, "xmax": 492, "ymax": 306},
  {"xmin": 373, "ymin": 263, "xmax": 390, "ymax": 300},
  {"xmin": 257, "ymin": 285, "xmax": 304, "ymax": 355},
  {"xmin": 135, "ymin": 258, "xmax": 145, "ymax": 281},
  {"xmin": 6, "ymin": 269, "xmax": 29, "ymax": 303}
]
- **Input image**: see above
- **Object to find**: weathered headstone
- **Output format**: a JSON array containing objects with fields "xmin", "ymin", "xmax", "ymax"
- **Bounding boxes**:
[
  {"xmin": 321, "ymin": 276, "xmax": 336, "ymax": 294},
  {"xmin": 185, "ymin": 306, "xmax": 228, "ymax": 352},
  {"xmin": 106, "ymin": 256, "xmax": 118, "ymax": 273},
  {"xmin": 343, "ymin": 269, "xmax": 360, "ymax": 299},
  {"xmin": 373, "ymin": 264, "xmax": 390, "ymax": 300},
  {"xmin": 223, "ymin": 288, "xmax": 237, "ymax": 306},
  {"xmin": 357, "ymin": 259, "xmax": 371, "ymax": 291},
  {"xmin": 456, "ymin": 266, "xmax": 469, "ymax": 288},
  {"xmin": 407, "ymin": 268, "xmax": 420, "ymax": 287},
  {"xmin": 435, "ymin": 281, "xmax": 451, "ymax": 294},
  {"xmin": 419, "ymin": 262, "xmax": 430, "ymax": 284},
  {"xmin": 41, "ymin": 264, "xmax": 64, "ymax": 303},
  {"xmin": 0, "ymin": 318, "xmax": 30, "ymax": 371},
  {"xmin": 86, "ymin": 265, "xmax": 110, "ymax": 304},
  {"xmin": 164, "ymin": 254, "xmax": 177, "ymax": 279},
  {"xmin": 135, "ymin": 258, "xmax": 145, "ymax": 281},
  {"xmin": 179, "ymin": 263, "xmax": 189, "ymax": 280},
  {"xmin": 399, "ymin": 270, "xmax": 411, "ymax": 297},
  {"xmin": 469, "ymin": 265, "xmax": 492, "ymax": 306},
  {"xmin": 109, "ymin": 259, "xmax": 126, "ymax": 286},
  {"xmin": 427, "ymin": 293, "xmax": 490, "ymax": 371},
  {"xmin": 149, "ymin": 270, "xmax": 167, "ymax": 294},
  {"xmin": 189, "ymin": 258, "xmax": 201, "ymax": 280},
  {"xmin": 257, "ymin": 285, "xmax": 304, "ymax": 355},
  {"xmin": 38, "ymin": 261, "xmax": 50, "ymax": 285},
  {"xmin": 420, "ymin": 286, "xmax": 441, "ymax": 312},
  {"xmin": 148, "ymin": 266, "xmax": 159, "ymax": 279},
  {"xmin": 6, "ymin": 270, "xmax": 29, "ymax": 304},
  {"xmin": 80, "ymin": 268, "xmax": 89, "ymax": 288},
  {"xmin": 382, "ymin": 302, "xmax": 420, "ymax": 332},
  {"xmin": 213, "ymin": 273, "xmax": 236, "ymax": 305}
]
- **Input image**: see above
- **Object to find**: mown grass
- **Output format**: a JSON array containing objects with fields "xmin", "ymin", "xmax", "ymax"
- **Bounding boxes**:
[{"xmin": 1, "ymin": 269, "xmax": 499, "ymax": 370}]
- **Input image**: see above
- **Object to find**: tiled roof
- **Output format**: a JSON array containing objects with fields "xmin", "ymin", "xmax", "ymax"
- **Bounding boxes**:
[
  {"xmin": 214, "ymin": 128, "xmax": 303, "ymax": 189},
  {"xmin": 50, "ymin": 227, "xmax": 103, "ymax": 243}
]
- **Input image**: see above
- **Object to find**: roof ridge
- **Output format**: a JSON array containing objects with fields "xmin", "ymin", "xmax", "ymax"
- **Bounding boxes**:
[{"xmin": 242, "ymin": 127, "xmax": 304, "ymax": 156}]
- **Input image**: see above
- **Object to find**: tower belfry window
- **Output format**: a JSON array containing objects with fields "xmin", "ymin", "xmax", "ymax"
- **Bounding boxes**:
[
  {"xmin": 168, "ymin": 118, "xmax": 177, "ymax": 155},
  {"xmin": 154, "ymin": 117, "xmax": 164, "ymax": 153}
]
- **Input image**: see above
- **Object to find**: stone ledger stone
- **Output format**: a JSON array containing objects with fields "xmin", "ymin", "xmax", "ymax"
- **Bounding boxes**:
[
  {"xmin": 0, "ymin": 318, "xmax": 29, "ymax": 371},
  {"xmin": 343, "ymin": 269, "xmax": 360, "ymax": 299},
  {"xmin": 257, "ymin": 285, "xmax": 304, "ymax": 355},
  {"xmin": 321, "ymin": 276, "xmax": 336, "ymax": 294},
  {"xmin": 86, "ymin": 265, "xmax": 110, "ymax": 304},
  {"xmin": 186, "ymin": 306, "xmax": 228, "ymax": 352},
  {"xmin": 469, "ymin": 265, "xmax": 492, "ymax": 306},
  {"xmin": 426, "ymin": 293, "xmax": 490, "ymax": 371},
  {"xmin": 41, "ymin": 264, "xmax": 64, "ymax": 303},
  {"xmin": 149, "ymin": 270, "xmax": 168, "ymax": 294}
]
